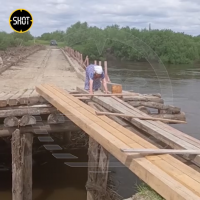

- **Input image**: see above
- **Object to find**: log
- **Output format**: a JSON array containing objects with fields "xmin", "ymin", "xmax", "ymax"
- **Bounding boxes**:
[
  {"xmin": 0, "ymin": 106, "xmax": 57, "ymax": 118},
  {"xmin": 47, "ymin": 113, "xmax": 68, "ymax": 124},
  {"xmin": 150, "ymin": 112, "xmax": 186, "ymax": 122},
  {"xmin": 0, "ymin": 121, "xmax": 81, "ymax": 137},
  {"xmin": 23, "ymin": 133, "xmax": 33, "ymax": 200},
  {"xmin": 123, "ymin": 95, "xmax": 164, "ymax": 103},
  {"xmin": 143, "ymin": 93, "xmax": 162, "ymax": 98},
  {"xmin": 4, "ymin": 116, "xmax": 19, "ymax": 127},
  {"xmin": 121, "ymin": 149, "xmax": 200, "ymax": 155},
  {"xmin": 128, "ymin": 101, "xmax": 181, "ymax": 113},
  {"xmin": 95, "ymin": 111, "xmax": 186, "ymax": 124},
  {"xmin": 137, "ymin": 106, "xmax": 150, "ymax": 115},
  {"xmin": 12, "ymin": 129, "xmax": 24, "ymax": 200},
  {"xmin": 19, "ymin": 115, "xmax": 36, "ymax": 126}
]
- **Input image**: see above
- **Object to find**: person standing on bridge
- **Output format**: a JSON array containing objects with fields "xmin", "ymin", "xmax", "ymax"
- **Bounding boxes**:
[{"xmin": 84, "ymin": 64, "xmax": 108, "ymax": 94}]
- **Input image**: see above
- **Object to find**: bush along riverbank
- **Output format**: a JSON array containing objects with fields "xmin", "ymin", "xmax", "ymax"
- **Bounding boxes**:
[
  {"xmin": 124, "ymin": 183, "xmax": 165, "ymax": 200},
  {"xmin": 38, "ymin": 22, "xmax": 200, "ymax": 64}
]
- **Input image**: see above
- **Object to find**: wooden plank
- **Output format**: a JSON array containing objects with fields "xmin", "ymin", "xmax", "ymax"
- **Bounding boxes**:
[
  {"xmin": 73, "ymin": 93, "xmax": 138, "ymax": 97},
  {"xmin": 36, "ymin": 84, "xmax": 200, "ymax": 200},
  {"xmin": 91, "ymin": 96, "xmax": 199, "ymax": 152},
  {"xmin": 8, "ymin": 90, "xmax": 26, "ymax": 106},
  {"xmin": 0, "ymin": 106, "xmax": 57, "ymax": 118},
  {"xmin": 19, "ymin": 89, "xmax": 34, "ymax": 105},
  {"xmin": 0, "ymin": 91, "xmax": 18, "ymax": 107},
  {"xmin": 114, "ymin": 96, "xmax": 200, "ymax": 148},
  {"xmin": 29, "ymin": 90, "xmax": 40, "ymax": 105},
  {"xmin": 95, "ymin": 111, "xmax": 186, "ymax": 124},
  {"xmin": 121, "ymin": 149, "xmax": 200, "ymax": 155},
  {"xmin": 76, "ymin": 86, "xmax": 200, "ymax": 195},
  {"xmin": 112, "ymin": 96, "xmax": 200, "ymax": 164}
]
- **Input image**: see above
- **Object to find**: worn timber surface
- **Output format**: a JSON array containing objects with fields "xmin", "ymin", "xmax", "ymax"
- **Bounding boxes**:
[
  {"xmin": 0, "ymin": 47, "xmax": 83, "ymax": 93},
  {"xmin": 36, "ymin": 84, "xmax": 200, "ymax": 200}
]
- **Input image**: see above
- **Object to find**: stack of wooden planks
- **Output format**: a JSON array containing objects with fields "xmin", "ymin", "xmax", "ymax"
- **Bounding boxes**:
[
  {"xmin": 122, "ymin": 93, "xmax": 186, "ymax": 122},
  {"xmin": 36, "ymin": 84, "xmax": 200, "ymax": 200}
]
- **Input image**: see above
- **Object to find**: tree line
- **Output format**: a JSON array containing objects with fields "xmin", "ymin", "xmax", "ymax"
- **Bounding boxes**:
[
  {"xmin": 1, "ymin": 22, "xmax": 200, "ymax": 64},
  {"xmin": 38, "ymin": 22, "xmax": 200, "ymax": 64},
  {"xmin": 0, "ymin": 31, "xmax": 33, "ymax": 50}
]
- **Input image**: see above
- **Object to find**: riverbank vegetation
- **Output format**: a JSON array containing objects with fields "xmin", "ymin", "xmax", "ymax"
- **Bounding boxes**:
[
  {"xmin": 0, "ymin": 31, "xmax": 34, "ymax": 50},
  {"xmin": 1, "ymin": 22, "xmax": 200, "ymax": 64},
  {"xmin": 39, "ymin": 22, "xmax": 200, "ymax": 64}
]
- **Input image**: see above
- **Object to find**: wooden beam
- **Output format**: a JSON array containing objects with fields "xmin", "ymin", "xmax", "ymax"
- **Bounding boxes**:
[
  {"xmin": 0, "ymin": 121, "xmax": 81, "ymax": 137},
  {"xmin": 0, "ymin": 105, "xmax": 57, "ymax": 118},
  {"xmin": 35, "ymin": 84, "xmax": 200, "ymax": 200},
  {"xmin": 95, "ymin": 111, "xmax": 186, "ymax": 124},
  {"xmin": 121, "ymin": 149, "xmax": 200, "ymax": 155}
]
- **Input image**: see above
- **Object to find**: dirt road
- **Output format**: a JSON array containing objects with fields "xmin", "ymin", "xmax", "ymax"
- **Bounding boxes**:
[{"xmin": 0, "ymin": 47, "xmax": 84, "ymax": 92}]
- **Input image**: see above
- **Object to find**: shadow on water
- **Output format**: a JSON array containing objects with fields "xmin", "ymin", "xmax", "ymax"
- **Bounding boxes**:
[{"xmin": 0, "ymin": 149, "xmax": 88, "ymax": 200}]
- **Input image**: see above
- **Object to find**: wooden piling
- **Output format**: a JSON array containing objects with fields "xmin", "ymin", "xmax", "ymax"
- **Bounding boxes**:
[
  {"xmin": 23, "ymin": 133, "xmax": 33, "ymax": 200},
  {"xmin": 86, "ymin": 137, "xmax": 109, "ymax": 200},
  {"xmin": 12, "ymin": 129, "xmax": 24, "ymax": 200},
  {"xmin": 12, "ymin": 129, "xmax": 33, "ymax": 200}
]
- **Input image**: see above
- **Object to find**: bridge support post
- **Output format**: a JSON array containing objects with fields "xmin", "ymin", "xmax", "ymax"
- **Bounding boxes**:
[
  {"xmin": 12, "ymin": 129, "xmax": 33, "ymax": 200},
  {"xmin": 86, "ymin": 137, "xmax": 109, "ymax": 200}
]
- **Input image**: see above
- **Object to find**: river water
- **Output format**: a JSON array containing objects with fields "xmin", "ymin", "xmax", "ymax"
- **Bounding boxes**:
[{"xmin": 0, "ymin": 61, "xmax": 200, "ymax": 200}]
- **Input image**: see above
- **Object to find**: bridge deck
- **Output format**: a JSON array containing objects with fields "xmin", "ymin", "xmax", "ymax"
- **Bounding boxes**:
[{"xmin": 36, "ymin": 84, "xmax": 200, "ymax": 200}]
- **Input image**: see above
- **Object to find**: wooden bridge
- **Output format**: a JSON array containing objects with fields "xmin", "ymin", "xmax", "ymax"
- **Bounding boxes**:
[{"xmin": 0, "ymin": 46, "xmax": 200, "ymax": 200}]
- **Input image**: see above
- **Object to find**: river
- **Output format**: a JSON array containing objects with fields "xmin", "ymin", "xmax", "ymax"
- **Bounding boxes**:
[{"xmin": 0, "ymin": 61, "xmax": 200, "ymax": 200}]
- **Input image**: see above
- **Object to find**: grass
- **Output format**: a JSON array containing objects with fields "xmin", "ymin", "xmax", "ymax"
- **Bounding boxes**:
[{"xmin": 134, "ymin": 183, "xmax": 165, "ymax": 200}]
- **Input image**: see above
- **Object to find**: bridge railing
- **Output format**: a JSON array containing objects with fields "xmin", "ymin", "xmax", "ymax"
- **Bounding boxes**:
[{"xmin": 64, "ymin": 46, "xmax": 110, "ymax": 82}]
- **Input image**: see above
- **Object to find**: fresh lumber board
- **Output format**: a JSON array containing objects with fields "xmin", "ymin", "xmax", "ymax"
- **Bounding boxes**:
[
  {"xmin": 121, "ymin": 149, "xmax": 200, "ymax": 155},
  {"xmin": 113, "ymin": 96, "xmax": 200, "ymax": 150},
  {"xmin": 36, "ymin": 84, "xmax": 200, "ymax": 199},
  {"xmin": 88, "ymin": 99, "xmax": 200, "ymax": 182},
  {"xmin": 90, "ymin": 95, "xmax": 200, "ymax": 158},
  {"xmin": 76, "ymin": 87, "xmax": 200, "ymax": 185},
  {"xmin": 101, "ymin": 82, "xmax": 123, "ymax": 93}
]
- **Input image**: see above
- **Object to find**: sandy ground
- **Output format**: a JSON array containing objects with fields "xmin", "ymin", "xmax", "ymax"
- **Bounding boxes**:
[{"xmin": 0, "ymin": 47, "xmax": 84, "ymax": 92}]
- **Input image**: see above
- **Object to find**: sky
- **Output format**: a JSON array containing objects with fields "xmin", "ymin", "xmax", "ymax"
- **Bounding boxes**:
[{"xmin": 0, "ymin": 0, "xmax": 199, "ymax": 36}]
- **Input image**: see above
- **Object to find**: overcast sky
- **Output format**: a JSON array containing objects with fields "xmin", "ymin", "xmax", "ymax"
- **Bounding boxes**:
[{"xmin": 0, "ymin": 0, "xmax": 199, "ymax": 36}]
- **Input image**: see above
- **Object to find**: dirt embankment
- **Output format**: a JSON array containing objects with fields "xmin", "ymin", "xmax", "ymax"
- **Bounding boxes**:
[{"xmin": 0, "ymin": 45, "xmax": 45, "ymax": 74}]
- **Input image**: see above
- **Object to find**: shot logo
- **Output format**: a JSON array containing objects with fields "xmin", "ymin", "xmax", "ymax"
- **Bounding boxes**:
[{"xmin": 9, "ymin": 9, "xmax": 33, "ymax": 33}]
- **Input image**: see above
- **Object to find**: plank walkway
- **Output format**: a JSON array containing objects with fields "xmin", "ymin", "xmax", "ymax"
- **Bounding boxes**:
[{"xmin": 36, "ymin": 84, "xmax": 200, "ymax": 200}]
